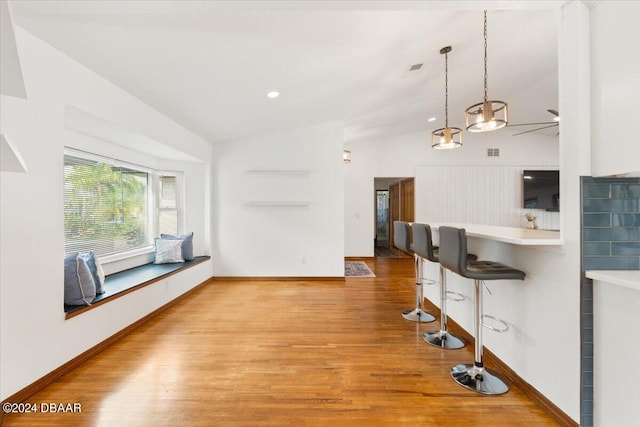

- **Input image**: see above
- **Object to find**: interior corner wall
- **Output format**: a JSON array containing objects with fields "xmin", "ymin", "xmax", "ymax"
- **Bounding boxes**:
[
  {"xmin": 0, "ymin": 28, "xmax": 213, "ymax": 400},
  {"xmin": 212, "ymin": 122, "xmax": 345, "ymax": 277}
]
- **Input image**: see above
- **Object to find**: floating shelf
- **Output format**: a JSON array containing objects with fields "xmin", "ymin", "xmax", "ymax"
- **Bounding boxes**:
[
  {"xmin": 244, "ymin": 169, "xmax": 310, "ymax": 176},
  {"xmin": 243, "ymin": 201, "xmax": 310, "ymax": 207}
]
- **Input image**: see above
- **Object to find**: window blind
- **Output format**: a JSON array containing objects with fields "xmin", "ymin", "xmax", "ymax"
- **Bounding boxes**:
[{"xmin": 64, "ymin": 154, "xmax": 150, "ymax": 257}]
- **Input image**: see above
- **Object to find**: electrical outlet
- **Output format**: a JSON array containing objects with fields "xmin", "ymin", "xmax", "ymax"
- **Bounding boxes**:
[{"xmin": 301, "ymin": 257, "xmax": 307, "ymax": 264}]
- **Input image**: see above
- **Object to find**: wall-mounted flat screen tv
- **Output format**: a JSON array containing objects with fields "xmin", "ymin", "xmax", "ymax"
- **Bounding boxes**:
[{"xmin": 523, "ymin": 170, "xmax": 559, "ymax": 211}]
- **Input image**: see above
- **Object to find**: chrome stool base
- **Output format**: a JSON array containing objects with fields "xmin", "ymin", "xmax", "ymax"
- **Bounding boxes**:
[
  {"xmin": 451, "ymin": 364, "xmax": 509, "ymax": 395},
  {"xmin": 423, "ymin": 330, "xmax": 464, "ymax": 349},
  {"xmin": 401, "ymin": 308, "xmax": 435, "ymax": 323}
]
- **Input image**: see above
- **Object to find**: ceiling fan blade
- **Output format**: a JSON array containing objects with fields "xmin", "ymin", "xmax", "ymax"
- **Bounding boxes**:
[
  {"xmin": 548, "ymin": 109, "xmax": 560, "ymax": 116},
  {"xmin": 507, "ymin": 121, "xmax": 557, "ymax": 127},
  {"xmin": 512, "ymin": 123, "xmax": 559, "ymax": 136}
]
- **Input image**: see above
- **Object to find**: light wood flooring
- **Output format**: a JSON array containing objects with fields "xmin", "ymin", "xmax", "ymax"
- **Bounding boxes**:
[{"xmin": 2, "ymin": 257, "xmax": 560, "ymax": 426}]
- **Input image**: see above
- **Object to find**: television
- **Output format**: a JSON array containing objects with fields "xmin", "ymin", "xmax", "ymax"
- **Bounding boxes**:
[{"xmin": 523, "ymin": 170, "xmax": 559, "ymax": 211}]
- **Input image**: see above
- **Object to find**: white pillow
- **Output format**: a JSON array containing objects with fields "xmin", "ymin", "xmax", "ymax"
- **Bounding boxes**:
[{"xmin": 154, "ymin": 238, "xmax": 184, "ymax": 264}]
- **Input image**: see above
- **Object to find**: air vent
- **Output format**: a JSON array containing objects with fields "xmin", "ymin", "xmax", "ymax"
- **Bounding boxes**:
[
  {"xmin": 408, "ymin": 63, "xmax": 423, "ymax": 71},
  {"xmin": 487, "ymin": 148, "xmax": 500, "ymax": 157}
]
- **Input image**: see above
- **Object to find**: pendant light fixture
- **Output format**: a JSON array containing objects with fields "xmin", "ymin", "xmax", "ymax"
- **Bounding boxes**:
[
  {"xmin": 432, "ymin": 46, "xmax": 462, "ymax": 149},
  {"xmin": 464, "ymin": 10, "xmax": 508, "ymax": 132}
]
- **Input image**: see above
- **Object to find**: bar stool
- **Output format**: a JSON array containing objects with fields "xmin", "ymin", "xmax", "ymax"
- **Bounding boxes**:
[
  {"xmin": 412, "ymin": 223, "xmax": 476, "ymax": 350},
  {"xmin": 393, "ymin": 221, "xmax": 435, "ymax": 323},
  {"xmin": 438, "ymin": 226, "xmax": 525, "ymax": 395}
]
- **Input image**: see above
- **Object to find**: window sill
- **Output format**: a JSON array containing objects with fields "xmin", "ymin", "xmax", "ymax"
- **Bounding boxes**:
[{"xmin": 64, "ymin": 256, "xmax": 210, "ymax": 319}]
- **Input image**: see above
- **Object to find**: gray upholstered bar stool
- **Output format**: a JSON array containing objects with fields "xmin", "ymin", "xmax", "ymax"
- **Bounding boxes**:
[
  {"xmin": 412, "ymin": 223, "xmax": 476, "ymax": 350},
  {"xmin": 438, "ymin": 226, "xmax": 525, "ymax": 395},
  {"xmin": 393, "ymin": 221, "xmax": 435, "ymax": 323}
]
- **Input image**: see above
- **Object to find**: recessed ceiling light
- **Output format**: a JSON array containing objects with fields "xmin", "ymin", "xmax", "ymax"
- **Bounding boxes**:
[
  {"xmin": 428, "ymin": 117, "xmax": 437, "ymax": 122},
  {"xmin": 267, "ymin": 91, "xmax": 280, "ymax": 98}
]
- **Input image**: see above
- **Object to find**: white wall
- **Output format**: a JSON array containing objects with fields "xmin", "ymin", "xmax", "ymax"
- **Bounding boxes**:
[
  {"xmin": 0, "ymin": 28, "xmax": 213, "ymax": 400},
  {"xmin": 593, "ymin": 279, "xmax": 640, "ymax": 427},
  {"xmin": 590, "ymin": 1, "xmax": 640, "ymax": 177},
  {"xmin": 212, "ymin": 122, "xmax": 344, "ymax": 277},
  {"xmin": 589, "ymin": 2, "xmax": 640, "ymax": 425}
]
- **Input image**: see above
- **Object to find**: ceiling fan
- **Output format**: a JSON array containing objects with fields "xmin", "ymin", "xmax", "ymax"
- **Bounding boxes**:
[{"xmin": 507, "ymin": 109, "xmax": 560, "ymax": 136}]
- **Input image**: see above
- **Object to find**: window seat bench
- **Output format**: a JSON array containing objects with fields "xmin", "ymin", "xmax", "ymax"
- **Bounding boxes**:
[{"xmin": 65, "ymin": 256, "xmax": 210, "ymax": 319}]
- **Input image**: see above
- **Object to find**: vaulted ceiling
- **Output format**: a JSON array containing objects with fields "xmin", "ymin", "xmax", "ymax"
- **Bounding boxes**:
[{"xmin": 9, "ymin": 1, "xmax": 560, "ymax": 145}]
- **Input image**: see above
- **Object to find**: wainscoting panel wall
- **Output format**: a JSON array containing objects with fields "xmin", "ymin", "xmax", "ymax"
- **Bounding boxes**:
[{"xmin": 415, "ymin": 165, "xmax": 560, "ymax": 230}]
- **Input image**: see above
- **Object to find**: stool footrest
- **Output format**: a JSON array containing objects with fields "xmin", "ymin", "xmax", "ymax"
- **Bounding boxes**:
[
  {"xmin": 481, "ymin": 314, "xmax": 509, "ymax": 333},
  {"xmin": 445, "ymin": 291, "xmax": 465, "ymax": 302}
]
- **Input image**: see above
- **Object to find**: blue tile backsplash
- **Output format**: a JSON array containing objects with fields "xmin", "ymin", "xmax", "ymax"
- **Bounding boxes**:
[{"xmin": 580, "ymin": 176, "xmax": 640, "ymax": 427}]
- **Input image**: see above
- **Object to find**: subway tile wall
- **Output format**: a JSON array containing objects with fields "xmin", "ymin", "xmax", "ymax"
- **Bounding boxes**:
[{"xmin": 580, "ymin": 176, "xmax": 640, "ymax": 427}]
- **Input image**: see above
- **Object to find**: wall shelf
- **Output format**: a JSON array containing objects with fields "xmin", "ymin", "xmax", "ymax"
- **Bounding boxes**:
[
  {"xmin": 244, "ymin": 169, "xmax": 310, "ymax": 176},
  {"xmin": 243, "ymin": 201, "xmax": 310, "ymax": 207}
]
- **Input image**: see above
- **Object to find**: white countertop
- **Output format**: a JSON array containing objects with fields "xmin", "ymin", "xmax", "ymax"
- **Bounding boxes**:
[
  {"xmin": 586, "ymin": 270, "xmax": 640, "ymax": 293},
  {"xmin": 427, "ymin": 222, "xmax": 563, "ymax": 246}
]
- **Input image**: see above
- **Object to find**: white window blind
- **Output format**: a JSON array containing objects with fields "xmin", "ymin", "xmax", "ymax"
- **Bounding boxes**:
[
  {"xmin": 158, "ymin": 175, "xmax": 178, "ymax": 236},
  {"xmin": 64, "ymin": 154, "xmax": 150, "ymax": 257}
]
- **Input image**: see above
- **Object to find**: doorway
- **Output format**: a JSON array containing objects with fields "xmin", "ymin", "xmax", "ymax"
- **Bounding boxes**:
[{"xmin": 374, "ymin": 177, "xmax": 415, "ymax": 255}]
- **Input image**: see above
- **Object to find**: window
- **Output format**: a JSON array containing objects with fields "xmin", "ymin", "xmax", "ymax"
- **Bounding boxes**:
[
  {"xmin": 158, "ymin": 175, "xmax": 178, "ymax": 236},
  {"xmin": 64, "ymin": 150, "xmax": 183, "ymax": 260},
  {"xmin": 64, "ymin": 153, "xmax": 151, "ymax": 257}
]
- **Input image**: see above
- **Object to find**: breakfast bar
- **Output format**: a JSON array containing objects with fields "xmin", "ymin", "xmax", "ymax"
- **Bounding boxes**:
[
  {"xmin": 425, "ymin": 222, "xmax": 563, "ymax": 246},
  {"xmin": 419, "ymin": 222, "xmax": 571, "ymax": 410}
]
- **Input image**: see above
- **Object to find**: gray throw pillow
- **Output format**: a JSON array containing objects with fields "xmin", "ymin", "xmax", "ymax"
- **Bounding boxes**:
[
  {"xmin": 154, "ymin": 238, "xmax": 184, "ymax": 264},
  {"xmin": 64, "ymin": 253, "xmax": 97, "ymax": 306},
  {"xmin": 160, "ymin": 232, "xmax": 194, "ymax": 261},
  {"xmin": 80, "ymin": 251, "xmax": 105, "ymax": 295}
]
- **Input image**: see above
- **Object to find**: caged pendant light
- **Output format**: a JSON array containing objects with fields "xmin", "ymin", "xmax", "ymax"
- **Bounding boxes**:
[
  {"xmin": 432, "ymin": 46, "xmax": 462, "ymax": 149},
  {"xmin": 465, "ymin": 10, "xmax": 508, "ymax": 132}
]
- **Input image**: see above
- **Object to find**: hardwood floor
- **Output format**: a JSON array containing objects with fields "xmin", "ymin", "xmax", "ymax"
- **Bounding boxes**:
[{"xmin": 2, "ymin": 258, "xmax": 560, "ymax": 426}]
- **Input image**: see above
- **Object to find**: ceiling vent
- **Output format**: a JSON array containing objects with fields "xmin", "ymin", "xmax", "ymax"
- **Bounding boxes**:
[
  {"xmin": 408, "ymin": 63, "xmax": 423, "ymax": 71},
  {"xmin": 487, "ymin": 148, "xmax": 500, "ymax": 157}
]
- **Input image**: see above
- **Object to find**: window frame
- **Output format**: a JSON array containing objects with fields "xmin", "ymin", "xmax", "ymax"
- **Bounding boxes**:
[
  {"xmin": 63, "ymin": 148, "xmax": 184, "ymax": 267},
  {"xmin": 155, "ymin": 171, "xmax": 185, "ymax": 238}
]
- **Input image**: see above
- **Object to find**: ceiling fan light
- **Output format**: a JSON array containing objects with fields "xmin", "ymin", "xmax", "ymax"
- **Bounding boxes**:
[{"xmin": 465, "ymin": 99, "xmax": 508, "ymax": 132}]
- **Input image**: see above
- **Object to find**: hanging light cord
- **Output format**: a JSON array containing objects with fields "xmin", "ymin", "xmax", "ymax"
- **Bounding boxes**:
[
  {"xmin": 444, "ymin": 49, "xmax": 449, "ymax": 128},
  {"xmin": 483, "ymin": 10, "xmax": 488, "ymax": 102}
]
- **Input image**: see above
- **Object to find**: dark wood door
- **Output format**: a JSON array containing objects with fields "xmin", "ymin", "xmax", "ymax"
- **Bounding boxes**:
[
  {"xmin": 389, "ymin": 182, "xmax": 400, "ymax": 248},
  {"xmin": 400, "ymin": 178, "xmax": 415, "ymax": 223}
]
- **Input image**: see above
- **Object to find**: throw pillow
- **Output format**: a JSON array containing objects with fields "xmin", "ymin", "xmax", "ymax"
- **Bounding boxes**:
[
  {"xmin": 154, "ymin": 238, "xmax": 184, "ymax": 264},
  {"xmin": 160, "ymin": 232, "xmax": 194, "ymax": 261},
  {"xmin": 80, "ymin": 251, "xmax": 106, "ymax": 295},
  {"xmin": 64, "ymin": 253, "xmax": 97, "ymax": 306}
]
